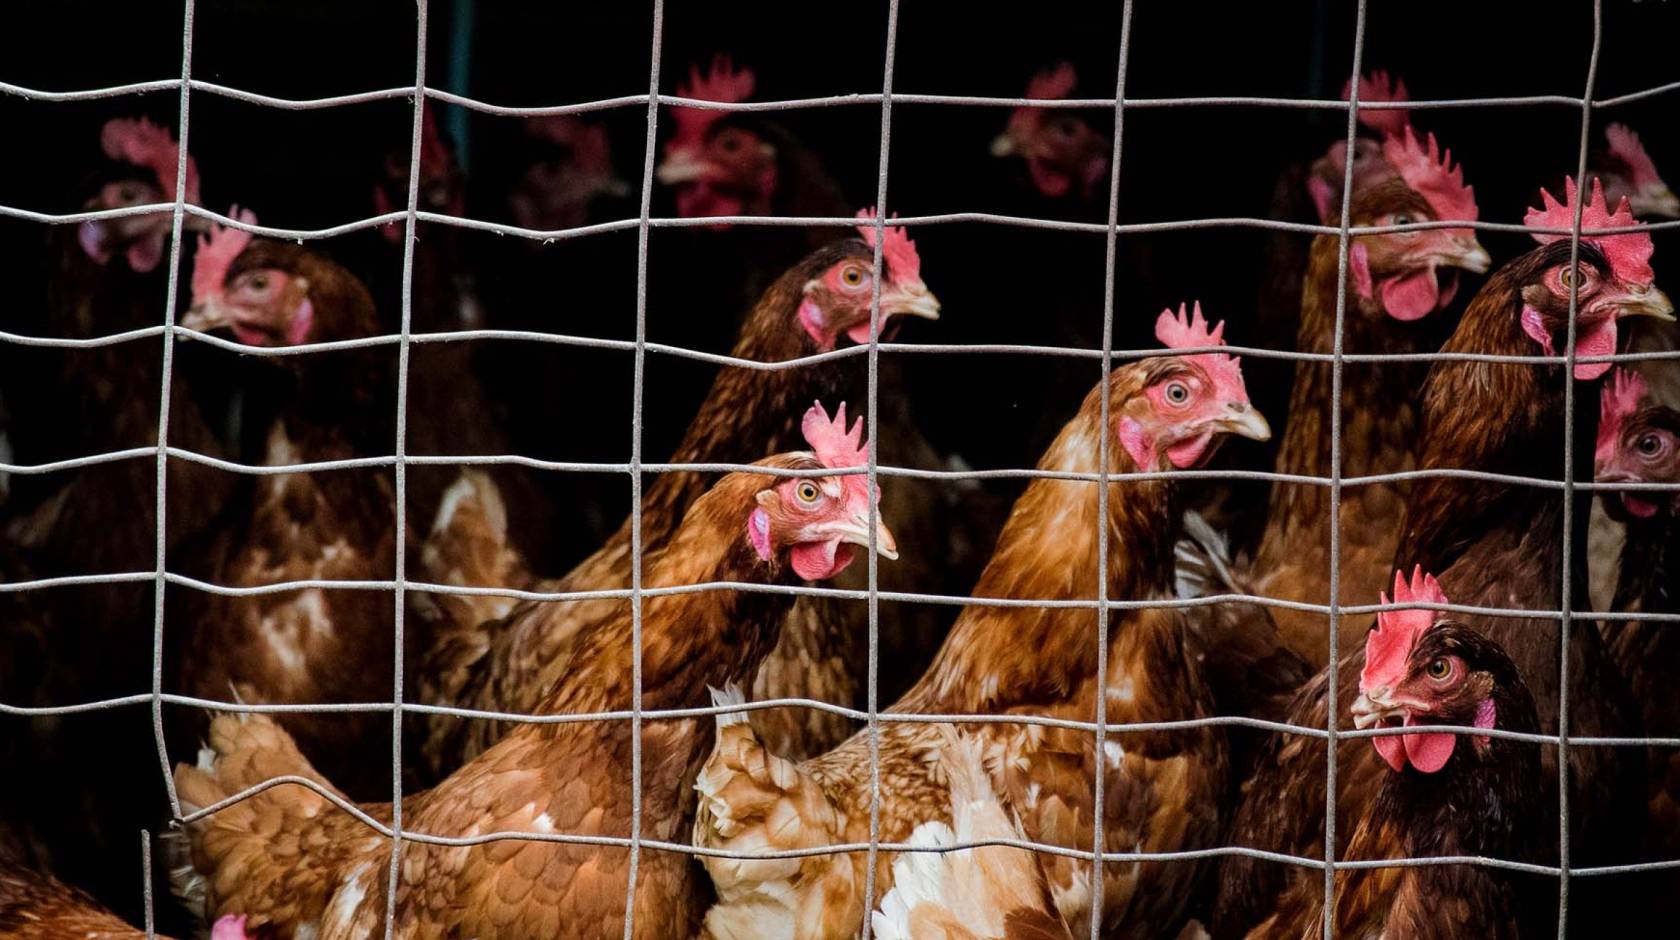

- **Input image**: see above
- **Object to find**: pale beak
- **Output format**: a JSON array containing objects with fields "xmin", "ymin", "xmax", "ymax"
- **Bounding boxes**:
[
  {"xmin": 1351, "ymin": 688, "xmax": 1403, "ymax": 731},
  {"xmin": 881, "ymin": 281, "xmax": 942, "ymax": 322},
  {"xmin": 655, "ymin": 152, "xmax": 709, "ymax": 186},
  {"xmin": 1216, "ymin": 402, "xmax": 1272, "ymax": 442},
  {"xmin": 1610, "ymin": 282, "xmax": 1676, "ymax": 322},
  {"xmin": 1633, "ymin": 184, "xmax": 1680, "ymax": 220},
  {"xmin": 831, "ymin": 507, "xmax": 898, "ymax": 561},
  {"xmin": 990, "ymin": 132, "xmax": 1017, "ymax": 158},
  {"xmin": 177, "ymin": 298, "xmax": 228, "ymax": 338},
  {"xmin": 591, "ymin": 173, "xmax": 633, "ymax": 200},
  {"xmin": 1436, "ymin": 233, "xmax": 1492, "ymax": 275}
]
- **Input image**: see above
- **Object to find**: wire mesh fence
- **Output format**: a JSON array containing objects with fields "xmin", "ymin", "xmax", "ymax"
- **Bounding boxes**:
[{"xmin": 3, "ymin": 0, "xmax": 1680, "ymax": 937}]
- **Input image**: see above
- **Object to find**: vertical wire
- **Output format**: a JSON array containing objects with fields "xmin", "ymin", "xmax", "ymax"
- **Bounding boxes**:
[
  {"xmin": 1557, "ymin": 2, "xmax": 1605, "ymax": 934},
  {"xmin": 381, "ymin": 1, "xmax": 430, "ymax": 934},
  {"xmin": 149, "ymin": 0, "xmax": 197, "ymax": 817},
  {"xmin": 622, "ymin": 1, "xmax": 667, "ymax": 935},
  {"xmin": 1323, "ymin": 3, "xmax": 1369, "ymax": 937},
  {"xmin": 1087, "ymin": 3, "xmax": 1135, "ymax": 935},
  {"xmin": 141, "ymin": 830, "xmax": 155, "ymax": 940},
  {"xmin": 857, "ymin": 2, "xmax": 901, "ymax": 934}
]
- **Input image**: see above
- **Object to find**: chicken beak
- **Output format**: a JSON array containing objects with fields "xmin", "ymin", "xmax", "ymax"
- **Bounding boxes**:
[
  {"xmin": 1611, "ymin": 282, "xmax": 1676, "ymax": 322},
  {"xmin": 1216, "ymin": 402, "xmax": 1272, "ymax": 443},
  {"xmin": 1634, "ymin": 184, "xmax": 1680, "ymax": 220},
  {"xmin": 833, "ymin": 508, "xmax": 898, "ymax": 561},
  {"xmin": 990, "ymin": 132, "xmax": 1017, "ymax": 158},
  {"xmin": 592, "ymin": 173, "xmax": 633, "ymax": 200},
  {"xmin": 655, "ymin": 152, "xmax": 709, "ymax": 186},
  {"xmin": 882, "ymin": 281, "xmax": 942, "ymax": 323},
  {"xmin": 1351, "ymin": 688, "xmax": 1403, "ymax": 731},
  {"xmin": 1440, "ymin": 234, "xmax": 1492, "ymax": 275},
  {"xmin": 177, "ymin": 298, "xmax": 228, "ymax": 338}
]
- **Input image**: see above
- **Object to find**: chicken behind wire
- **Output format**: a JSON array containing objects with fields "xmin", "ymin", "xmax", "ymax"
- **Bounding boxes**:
[
  {"xmin": 692, "ymin": 305, "xmax": 1271, "ymax": 939},
  {"xmin": 168, "ymin": 210, "xmax": 412, "ymax": 800},
  {"xmin": 1596, "ymin": 373, "xmax": 1680, "ymax": 906},
  {"xmin": 1214, "ymin": 179, "xmax": 1670, "ymax": 937},
  {"xmin": 172, "ymin": 405, "xmax": 899, "ymax": 940},
  {"xmin": 414, "ymin": 219, "xmax": 941, "ymax": 777},
  {"xmin": 1247, "ymin": 569, "xmax": 1545, "ymax": 940}
]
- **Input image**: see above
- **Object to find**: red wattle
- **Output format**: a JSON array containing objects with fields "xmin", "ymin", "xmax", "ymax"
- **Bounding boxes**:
[{"xmin": 1379, "ymin": 267, "xmax": 1440, "ymax": 321}]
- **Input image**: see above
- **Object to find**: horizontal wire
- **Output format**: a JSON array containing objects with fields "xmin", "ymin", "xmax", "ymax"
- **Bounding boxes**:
[
  {"xmin": 8, "ymin": 76, "xmax": 1674, "ymax": 116},
  {"xmin": 11, "ymin": 688, "xmax": 1676, "ymax": 749},
  {"xmin": 9, "ymin": 198, "xmax": 1680, "ymax": 244},
  {"xmin": 166, "ymin": 773, "xmax": 1676, "ymax": 878}
]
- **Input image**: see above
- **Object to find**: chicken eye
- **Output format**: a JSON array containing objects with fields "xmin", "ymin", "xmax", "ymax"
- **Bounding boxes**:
[
  {"xmin": 249, "ymin": 273, "xmax": 270, "ymax": 291},
  {"xmin": 840, "ymin": 265, "xmax": 866, "ymax": 288},
  {"xmin": 1426, "ymin": 658, "xmax": 1452, "ymax": 681},
  {"xmin": 1637, "ymin": 433, "xmax": 1665, "ymax": 457},
  {"xmin": 1390, "ymin": 212, "xmax": 1414, "ymax": 228},
  {"xmin": 796, "ymin": 481, "xmax": 820, "ymax": 503},
  {"xmin": 1164, "ymin": 381, "xmax": 1190, "ymax": 405}
]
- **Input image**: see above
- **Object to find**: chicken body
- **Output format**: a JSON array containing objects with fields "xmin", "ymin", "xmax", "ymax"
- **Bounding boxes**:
[
  {"xmin": 416, "ymin": 238, "xmax": 939, "ymax": 774},
  {"xmin": 867, "ymin": 730, "xmax": 1073, "ymax": 940},
  {"xmin": 1246, "ymin": 625, "xmax": 1543, "ymax": 940},
  {"xmin": 694, "ymin": 363, "xmax": 1236, "ymax": 938},
  {"xmin": 172, "ymin": 240, "xmax": 406, "ymax": 799},
  {"xmin": 177, "ymin": 458, "xmax": 872, "ymax": 940},
  {"xmin": 1215, "ymin": 241, "xmax": 1652, "ymax": 937}
]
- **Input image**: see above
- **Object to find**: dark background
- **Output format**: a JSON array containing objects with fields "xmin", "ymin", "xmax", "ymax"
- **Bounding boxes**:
[{"xmin": 1, "ymin": 0, "xmax": 1677, "ymax": 930}]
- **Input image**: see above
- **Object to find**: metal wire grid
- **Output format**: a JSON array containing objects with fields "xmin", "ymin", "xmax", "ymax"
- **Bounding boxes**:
[{"xmin": 0, "ymin": 0, "xmax": 1677, "ymax": 937}]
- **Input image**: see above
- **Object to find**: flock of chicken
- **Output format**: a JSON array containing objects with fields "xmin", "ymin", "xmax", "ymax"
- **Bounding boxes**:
[{"xmin": 2, "ymin": 57, "xmax": 1680, "ymax": 940}]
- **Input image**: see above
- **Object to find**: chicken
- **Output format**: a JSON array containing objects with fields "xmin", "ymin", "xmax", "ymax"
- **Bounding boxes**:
[
  {"xmin": 1588, "ymin": 123, "xmax": 1680, "ymax": 221},
  {"xmin": 692, "ymin": 304, "xmax": 1271, "ymax": 939},
  {"xmin": 0, "ymin": 116, "xmax": 232, "ymax": 910},
  {"xmin": 1595, "ymin": 370, "xmax": 1680, "ymax": 893},
  {"xmin": 1245, "ymin": 70, "xmax": 1414, "ymax": 451},
  {"xmin": 989, "ymin": 63, "xmax": 1111, "ymax": 208},
  {"xmin": 1245, "ymin": 569, "xmax": 1544, "ymax": 939},
  {"xmin": 172, "ymin": 403, "xmax": 900, "ymax": 940},
  {"xmin": 414, "ymin": 218, "xmax": 940, "ymax": 776},
  {"xmin": 168, "ymin": 210, "xmax": 406, "ymax": 799},
  {"xmin": 867, "ymin": 728, "xmax": 1073, "ymax": 940},
  {"xmin": 1242, "ymin": 126, "xmax": 1490, "ymax": 666},
  {"xmin": 358, "ymin": 105, "xmax": 558, "ymax": 573},
  {"xmin": 1214, "ymin": 179, "xmax": 1668, "ymax": 937},
  {"xmin": 0, "ymin": 861, "xmax": 248, "ymax": 940}
]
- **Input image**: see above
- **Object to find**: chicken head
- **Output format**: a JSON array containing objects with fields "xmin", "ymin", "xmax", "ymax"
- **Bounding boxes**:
[
  {"xmin": 1521, "ymin": 177, "xmax": 1674, "ymax": 380},
  {"xmin": 749, "ymin": 401, "xmax": 898, "ymax": 581},
  {"xmin": 1117, "ymin": 302, "xmax": 1271, "ymax": 470}
]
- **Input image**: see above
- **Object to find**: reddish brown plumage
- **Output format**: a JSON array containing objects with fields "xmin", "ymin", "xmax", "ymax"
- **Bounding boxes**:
[
  {"xmin": 170, "ymin": 239, "xmax": 406, "ymax": 799},
  {"xmin": 1215, "ymin": 240, "xmax": 1649, "ymax": 937},
  {"xmin": 0, "ymin": 864, "xmax": 168, "ymax": 940},
  {"xmin": 414, "ymin": 236, "xmax": 947, "ymax": 776},
  {"xmin": 175, "ymin": 455, "xmax": 874, "ymax": 940},
  {"xmin": 694, "ymin": 355, "xmax": 1248, "ymax": 938}
]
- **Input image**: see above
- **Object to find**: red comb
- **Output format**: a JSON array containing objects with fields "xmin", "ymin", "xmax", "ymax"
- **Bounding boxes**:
[
  {"xmin": 191, "ymin": 206, "xmax": 256, "ymax": 306},
  {"xmin": 100, "ymin": 117, "xmax": 200, "ymax": 204},
  {"xmin": 418, "ymin": 104, "xmax": 452, "ymax": 182},
  {"xmin": 1007, "ymin": 63, "xmax": 1076, "ymax": 142},
  {"xmin": 855, "ymin": 208, "xmax": 922, "ymax": 285},
  {"xmin": 1597, "ymin": 368, "xmax": 1650, "ymax": 465},
  {"xmin": 1343, "ymin": 70, "xmax": 1411, "ymax": 137},
  {"xmin": 1525, "ymin": 177, "xmax": 1654, "ymax": 286},
  {"xmin": 1154, "ymin": 302, "xmax": 1248, "ymax": 405},
  {"xmin": 669, "ymin": 55, "xmax": 755, "ymax": 154},
  {"xmin": 1382, "ymin": 126, "xmax": 1477, "ymax": 224},
  {"xmin": 1026, "ymin": 62, "xmax": 1077, "ymax": 101},
  {"xmin": 803, "ymin": 400, "xmax": 875, "ymax": 506},
  {"xmin": 1360, "ymin": 566, "xmax": 1447, "ymax": 693},
  {"xmin": 1605, "ymin": 123, "xmax": 1663, "ymax": 188}
]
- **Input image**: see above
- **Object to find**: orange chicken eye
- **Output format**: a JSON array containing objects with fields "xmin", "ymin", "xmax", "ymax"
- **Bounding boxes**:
[
  {"xmin": 796, "ymin": 481, "xmax": 820, "ymax": 503},
  {"xmin": 1426, "ymin": 658, "xmax": 1452, "ymax": 681},
  {"xmin": 841, "ymin": 265, "xmax": 865, "ymax": 288},
  {"xmin": 1164, "ymin": 381, "xmax": 1190, "ymax": 405}
]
